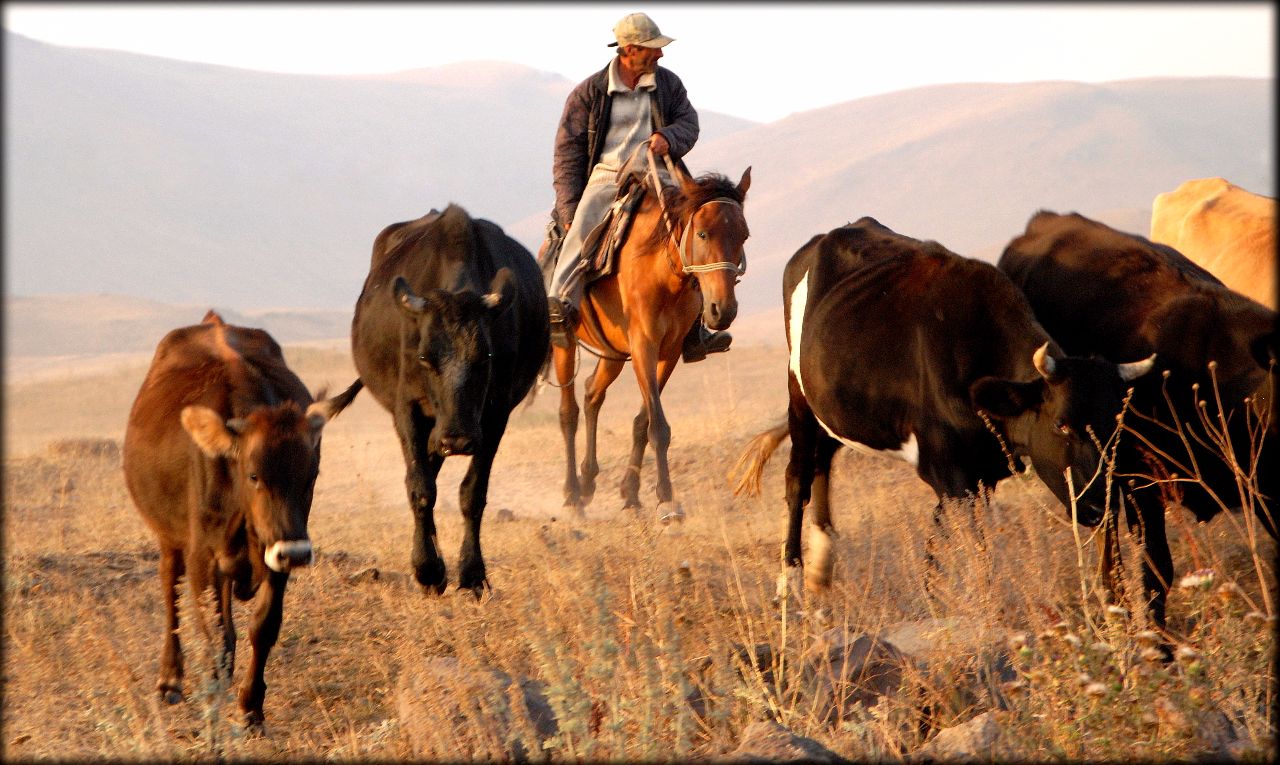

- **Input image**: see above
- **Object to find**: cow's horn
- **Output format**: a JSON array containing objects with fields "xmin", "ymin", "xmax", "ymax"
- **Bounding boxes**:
[
  {"xmin": 1118, "ymin": 353, "xmax": 1157, "ymax": 382},
  {"xmin": 1032, "ymin": 342, "xmax": 1057, "ymax": 379}
]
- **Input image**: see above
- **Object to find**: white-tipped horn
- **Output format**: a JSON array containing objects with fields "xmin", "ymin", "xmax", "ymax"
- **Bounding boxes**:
[
  {"xmin": 1033, "ymin": 342, "xmax": 1057, "ymax": 379},
  {"xmin": 1117, "ymin": 353, "xmax": 1157, "ymax": 382}
]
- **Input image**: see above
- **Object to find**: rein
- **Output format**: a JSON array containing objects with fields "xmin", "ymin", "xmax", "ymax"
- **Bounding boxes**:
[{"xmin": 646, "ymin": 150, "xmax": 747, "ymax": 279}]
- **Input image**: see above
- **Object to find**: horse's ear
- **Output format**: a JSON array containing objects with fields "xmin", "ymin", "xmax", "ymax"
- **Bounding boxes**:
[
  {"xmin": 737, "ymin": 166, "xmax": 752, "ymax": 197},
  {"xmin": 679, "ymin": 165, "xmax": 699, "ymax": 195}
]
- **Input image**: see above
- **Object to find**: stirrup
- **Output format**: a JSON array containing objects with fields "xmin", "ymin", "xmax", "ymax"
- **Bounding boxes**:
[
  {"xmin": 682, "ymin": 325, "xmax": 732, "ymax": 363},
  {"xmin": 548, "ymin": 298, "xmax": 578, "ymax": 348}
]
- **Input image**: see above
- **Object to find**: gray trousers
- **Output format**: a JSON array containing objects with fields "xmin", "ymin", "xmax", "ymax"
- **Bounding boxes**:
[{"xmin": 548, "ymin": 178, "xmax": 620, "ymax": 308}]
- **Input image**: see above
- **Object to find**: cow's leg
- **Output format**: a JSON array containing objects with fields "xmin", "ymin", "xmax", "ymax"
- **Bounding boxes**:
[
  {"xmin": 804, "ymin": 433, "xmax": 841, "ymax": 591},
  {"xmin": 553, "ymin": 345, "xmax": 584, "ymax": 514},
  {"xmin": 581, "ymin": 356, "xmax": 626, "ymax": 507},
  {"xmin": 237, "ymin": 570, "xmax": 289, "ymax": 733},
  {"xmin": 1135, "ymin": 500, "xmax": 1174, "ymax": 633},
  {"xmin": 394, "ymin": 403, "xmax": 447, "ymax": 593},
  {"xmin": 214, "ymin": 566, "xmax": 237, "ymax": 683},
  {"xmin": 455, "ymin": 409, "xmax": 510, "ymax": 595},
  {"xmin": 784, "ymin": 379, "xmax": 819, "ymax": 569},
  {"xmin": 1096, "ymin": 504, "xmax": 1127, "ymax": 609},
  {"xmin": 157, "ymin": 546, "xmax": 185, "ymax": 704}
]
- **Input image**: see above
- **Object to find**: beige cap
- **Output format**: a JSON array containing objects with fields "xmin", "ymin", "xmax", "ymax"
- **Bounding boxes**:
[{"xmin": 607, "ymin": 12, "xmax": 674, "ymax": 48}]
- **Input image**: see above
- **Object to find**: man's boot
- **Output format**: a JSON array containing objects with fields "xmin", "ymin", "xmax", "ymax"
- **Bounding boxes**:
[
  {"xmin": 681, "ymin": 321, "xmax": 732, "ymax": 363},
  {"xmin": 548, "ymin": 297, "xmax": 578, "ymax": 349}
]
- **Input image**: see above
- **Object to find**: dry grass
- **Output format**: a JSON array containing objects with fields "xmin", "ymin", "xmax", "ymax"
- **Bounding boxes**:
[{"xmin": 3, "ymin": 343, "xmax": 1274, "ymax": 761}]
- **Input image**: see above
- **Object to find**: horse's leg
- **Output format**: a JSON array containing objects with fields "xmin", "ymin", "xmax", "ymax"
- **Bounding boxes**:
[
  {"xmin": 621, "ymin": 406, "xmax": 648, "ymax": 511},
  {"xmin": 553, "ymin": 344, "xmax": 584, "ymax": 515},
  {"xmin": 581, "ymin": 356, "xmax": 627, "ymax": 506},
  {"xmin": 620, "ymin": 345, "xmax": 676, "ymax": 516}
]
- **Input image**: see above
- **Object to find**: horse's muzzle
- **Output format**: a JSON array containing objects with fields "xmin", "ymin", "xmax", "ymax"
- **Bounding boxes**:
[{"xmin": 704, "ymin": 301, "xmax": 737, "ymax": 331}]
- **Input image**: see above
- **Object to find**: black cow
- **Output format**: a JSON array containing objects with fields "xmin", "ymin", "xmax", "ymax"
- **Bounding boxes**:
[
  {"xmin": 340, "ymin": 205, "xmax": 550, "ymax": 595},
  {"xmin": 998, "ymin": 210, "xmax": 1277, "ymax": 629},
  {"xmin": 734, "ymin": 218, "xmax": 1154, "ymax": 590}
]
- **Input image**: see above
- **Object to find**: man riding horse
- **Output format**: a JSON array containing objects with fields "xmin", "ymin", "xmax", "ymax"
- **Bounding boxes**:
[{"xmin": 546, "ymin": 11, "xmax": 731, "ymax": 363}]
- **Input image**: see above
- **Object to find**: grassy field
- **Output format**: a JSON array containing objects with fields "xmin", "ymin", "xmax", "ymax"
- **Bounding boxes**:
[{"xmin": 3, "ymin": 341, "xmax": 1274, "ymax": 761}]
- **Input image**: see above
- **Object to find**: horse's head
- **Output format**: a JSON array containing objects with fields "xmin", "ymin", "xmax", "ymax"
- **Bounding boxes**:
[{"xmin": 675, "ymin": 167, "xmax": 752, "ymax": 330}]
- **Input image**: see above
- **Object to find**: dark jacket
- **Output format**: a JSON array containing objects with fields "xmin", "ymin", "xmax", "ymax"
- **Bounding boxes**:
[{"xmin": 552, "ymin": 63, "xmax": 699, "ymax": 229}]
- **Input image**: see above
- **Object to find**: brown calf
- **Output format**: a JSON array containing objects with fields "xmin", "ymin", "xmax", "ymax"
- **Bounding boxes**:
[{"xmin": 122, "ymin": 311, "xmax": 356, "ymax": 730}]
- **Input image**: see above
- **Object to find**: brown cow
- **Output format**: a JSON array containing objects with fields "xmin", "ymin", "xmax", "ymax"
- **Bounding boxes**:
[
  {"xmin": 1150, "ymin": 177, "xmax": 1276, "ymax": 309},
  {"xmin": 122, "ymin": 311, "xmax": 357, "ymax": 731}
]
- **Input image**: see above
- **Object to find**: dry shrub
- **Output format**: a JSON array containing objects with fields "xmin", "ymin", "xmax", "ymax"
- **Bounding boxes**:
[{"xmin": 2, "ymin": 345, "xmax": 1274, "ymax": 761}]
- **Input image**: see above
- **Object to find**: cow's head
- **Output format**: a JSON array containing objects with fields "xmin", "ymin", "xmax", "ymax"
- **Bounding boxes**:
[
  {"xmin": 394, "ymin": 268, "xmax": 515, "ymax": 456},
  {"xmin": 971, "ymin": 342, "xmax": 1155, "ymax": 526},
  {"xmin": 181, "ymin": 393, "xmax": 345, "ymax": 573}
]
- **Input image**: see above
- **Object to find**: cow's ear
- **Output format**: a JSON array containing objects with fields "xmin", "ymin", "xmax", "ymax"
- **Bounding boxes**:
[
  {"xmin": 483, "ymin": 268, "xmax": 516, "ymax": 314},
  {"xmin": 970, "ymin": 378, "xmax": 1043, "ymax": 419},
  {"xmin": 393, "ymin": 276, "xmax": 429, "ymax": 315},
  {"xmin": 737, "ymin": 166, "xmax": 752, "ymax": 197},
  {"xmin": 181, "ymin": 405, "xmax": 239, "ymax": 458},
  {"xmin": 1250, "ymin": 329, "xmax": 1278, "ymax": 372}
]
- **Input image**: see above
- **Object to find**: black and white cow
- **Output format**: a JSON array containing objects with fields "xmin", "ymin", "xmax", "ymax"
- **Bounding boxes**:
[{"xmin": 736, "ymin": 217, "xmax": 1154, "ymax": 590}]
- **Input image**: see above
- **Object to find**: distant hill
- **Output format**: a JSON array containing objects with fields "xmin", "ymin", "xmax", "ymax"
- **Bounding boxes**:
[
  {"xmin": 691, "ymin": 78, "xmax": 1273, "ymax": 315},
  {"xmin": 4, "ymin": 294, "xmax": 350, "ymax": 357},
  {"xmin": 3, "ymin": 31, "xmax": 1272, "ymax": 354}
]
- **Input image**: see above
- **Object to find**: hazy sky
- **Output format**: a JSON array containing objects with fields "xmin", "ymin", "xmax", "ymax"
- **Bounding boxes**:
[{"xmin": 4, "ymin": 3, "xmax": 1273, "ymax": 122}]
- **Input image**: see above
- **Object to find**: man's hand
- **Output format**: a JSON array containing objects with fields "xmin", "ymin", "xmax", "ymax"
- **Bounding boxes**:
[{"xmin": 649, "ymin": 132, "xmax": 670, "ymax": 156}]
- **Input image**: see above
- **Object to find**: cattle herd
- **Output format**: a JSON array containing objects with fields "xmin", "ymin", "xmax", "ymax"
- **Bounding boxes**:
[{"xmin": 121, "ymin": 177, "xmax": 1275, "ymax": 729}]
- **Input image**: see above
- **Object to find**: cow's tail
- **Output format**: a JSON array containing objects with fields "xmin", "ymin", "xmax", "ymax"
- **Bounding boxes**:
[
  {"xmin": 730, "ymin": 420, "xmax": 790, "ymax": 497},
  {"xmin": 325, "ymin": 379, "xmax": 365, "ymax": 418}
]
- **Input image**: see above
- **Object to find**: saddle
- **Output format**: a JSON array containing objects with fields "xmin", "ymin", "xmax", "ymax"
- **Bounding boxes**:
[{"xmin": 538, "ymin": 167, "xmax": 652, "ymax": 291}]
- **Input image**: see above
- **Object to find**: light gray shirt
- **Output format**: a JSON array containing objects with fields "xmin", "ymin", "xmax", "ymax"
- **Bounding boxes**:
[{"xmin": 588, "ymin": 57, "xmax": 657, "ymax": 185}]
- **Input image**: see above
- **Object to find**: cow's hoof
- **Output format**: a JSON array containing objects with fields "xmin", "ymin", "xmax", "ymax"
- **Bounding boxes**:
[
  {"xmin": 772, "ymin": 567, "xmax": 804, "ymax": 605},
  {"xmin": 658, "ymin": 501, "xmax": 685, "ymax": 525},
  {"xmin": 413, "ymin": 560, "xmax": 447, "ymax": 594},
  {"xmin": 456, "ymin": 582, "xmax": 494, "ymax": 603}
]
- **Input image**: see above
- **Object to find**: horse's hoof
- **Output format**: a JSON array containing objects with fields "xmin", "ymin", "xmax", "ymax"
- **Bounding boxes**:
[
  {"xmin": 158, "ymin": 686, "xmax": 183, "ymax": 705},
  {"xmin": 563, "ymin": 502, "xmax": 586, "ymax": 520},
  {"xmin": 238, "ymin": 710, "xmax": 267, "ymax": 738}
]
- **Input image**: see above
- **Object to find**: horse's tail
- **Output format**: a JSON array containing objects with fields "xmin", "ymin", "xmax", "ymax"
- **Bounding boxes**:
[{"xmin": 730, "ymin": 419, "xmax": 790, "ymax": 497}]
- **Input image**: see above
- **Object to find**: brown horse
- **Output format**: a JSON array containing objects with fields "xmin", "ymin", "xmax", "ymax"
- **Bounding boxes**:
[{"xmin": 551, "ymin": 155, "xmax": 751, "ymax": 521}]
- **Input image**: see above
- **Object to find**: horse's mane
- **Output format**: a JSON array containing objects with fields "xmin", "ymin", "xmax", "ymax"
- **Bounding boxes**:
[{"xmin": 645, "ymin": 172, "xmax": 746, "ymax": 252}]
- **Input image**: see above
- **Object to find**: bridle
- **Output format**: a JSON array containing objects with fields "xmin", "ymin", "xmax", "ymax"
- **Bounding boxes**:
[{"xmin": 647, "ymin": 150, "xmax": 747, "ymax": 279}]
